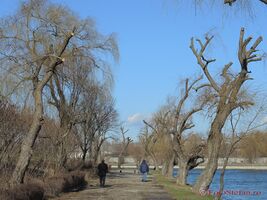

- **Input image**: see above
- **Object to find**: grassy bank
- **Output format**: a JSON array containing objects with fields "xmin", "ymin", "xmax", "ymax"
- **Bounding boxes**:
[{"xmin": 154, "ymin": 173, "xmax": 213, "ymax": 200}]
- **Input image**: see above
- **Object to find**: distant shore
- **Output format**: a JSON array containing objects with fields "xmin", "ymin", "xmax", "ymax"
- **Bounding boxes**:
[
  {"xmin": 111, "ymin": 165, "xmax": 267, "ymax": 170},
  {"xmin": 195, "ymin": 165, "xmax": 267, "ymax": 170}
]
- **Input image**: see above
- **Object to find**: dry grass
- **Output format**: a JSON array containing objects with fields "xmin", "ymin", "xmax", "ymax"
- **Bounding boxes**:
[{"xmin": 0, "ymin": 170, "xmax": 87, "ymax": 200}]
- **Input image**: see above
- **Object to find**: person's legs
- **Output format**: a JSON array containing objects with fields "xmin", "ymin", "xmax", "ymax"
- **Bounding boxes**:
[
  {"xmin": 141, "ymin": 172, "xmax": 147, "ymax": 182},
  {"xmin": 102, "ymin": 176, "xmax": 106, "ymax": 186},
  {"xmin": 99, "ymin": 176, "xmax": 103, "ymax": 186},
  {"xmin": 143, "ymin": 172, "xmax": 147, "ymax": 182}
]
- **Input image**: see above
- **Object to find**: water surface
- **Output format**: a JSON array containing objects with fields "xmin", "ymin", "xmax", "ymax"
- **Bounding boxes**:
[{"xmin": 173, "ymin": 169, "xmax": 267, "ymax": 200}]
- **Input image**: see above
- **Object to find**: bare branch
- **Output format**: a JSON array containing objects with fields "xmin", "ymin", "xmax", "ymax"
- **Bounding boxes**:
[
  {"xmin": 238, "ymin": 27, "xmax": 263, "ymax": 73},
  {"xmin": 143, "ymin": 120, "xmax": 158, "ymax": 134},
  {"xmin": 232, "ymin": 101, "xmax": 254, "ymax": 110},
  {"xmin": 193, "ymin": 83, "xmax": 212, "ymax": 92},
  {"xmin": 224, "ymin": 0, "xmax": 237, "ymax": 6},
  {"xmin": 221, "ymin": 62, "xmax": 233, "ymax": 82},
  {"xmin": 190, "ymin": 37, "xmax": 220, "ymax": 93},
  {"xmin": 259, "ymin": 0, "xmax": 267, "ymax": 5}
]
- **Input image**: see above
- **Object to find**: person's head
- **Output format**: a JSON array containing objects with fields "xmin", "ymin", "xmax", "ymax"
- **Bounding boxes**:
[
  {"xmin": 142, "ymin": 159, "xmax": 146, "ymax": 164},
  {"xmin": 101, "ymin": 159, "xmax": 105, "ymax": 163}
]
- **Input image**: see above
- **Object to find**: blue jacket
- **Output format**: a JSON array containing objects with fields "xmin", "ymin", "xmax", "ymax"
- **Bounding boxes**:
[{"xmin": 140, "ymin": 161, "xmax": 149, "ymax": 173}]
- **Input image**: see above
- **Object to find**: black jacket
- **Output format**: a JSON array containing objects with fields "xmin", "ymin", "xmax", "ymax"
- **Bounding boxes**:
[{"xmin": 98, "ymin": 162, "xmax": 108, "ymax": 177}]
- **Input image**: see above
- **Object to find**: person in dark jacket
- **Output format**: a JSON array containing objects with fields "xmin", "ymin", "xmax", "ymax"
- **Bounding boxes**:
[
  {"xmin": 139, "ymin": 159, "xmax": 149, "ymax": 182},
  {"xmin": 97, "ymin": 160, "xmax": 108, "ymax": 187}
]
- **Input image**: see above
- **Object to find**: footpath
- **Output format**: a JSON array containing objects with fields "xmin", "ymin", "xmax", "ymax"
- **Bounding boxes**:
[{"xmin": 53, "ymin": 171, "xmax": 175, "ymax": 200}]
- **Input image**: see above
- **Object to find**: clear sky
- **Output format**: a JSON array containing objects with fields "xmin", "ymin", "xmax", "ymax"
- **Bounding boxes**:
[{"xmin": 1, "ymin": 0, "xmax": 267, "ymax": 140}]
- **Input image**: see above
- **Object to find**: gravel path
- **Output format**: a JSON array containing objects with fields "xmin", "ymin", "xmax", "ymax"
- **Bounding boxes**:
[{"xmin": 53, "ymin": 171, "xmax": 174, "ymax": 200}]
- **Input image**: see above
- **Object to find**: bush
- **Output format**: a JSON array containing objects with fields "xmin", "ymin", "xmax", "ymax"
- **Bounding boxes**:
[
  {"xmin": 0, "ymin": 171, "xmax": 87, "ymax": 199},
  {"xmin": 65, "ymin": 159, "xmax": 94, "ymax": 171},
  {"xmin": 65, "ymin": 159, "xmax": 84, "ymax": 171},
  {"xmin": 81, "ymin": 161, "xmax": 93, "ymax": 170},
  {"xmin": 44, "ymin": 171, "xmax": 87, "ymax": 198},
  {"xmin": 0, "ymin": 182, "xmax": 45, "ymax": 200}
]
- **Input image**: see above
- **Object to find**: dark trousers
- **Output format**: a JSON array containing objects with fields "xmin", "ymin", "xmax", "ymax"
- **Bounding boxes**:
[{"xmin": 99, "ymin": 175, "xmax": 106, "ymax": 186}]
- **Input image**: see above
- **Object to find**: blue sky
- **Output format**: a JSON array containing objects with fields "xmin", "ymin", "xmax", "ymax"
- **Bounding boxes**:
[{"xmin": 1, "ymin": 0, "xmax": 267, "ymax": 140}]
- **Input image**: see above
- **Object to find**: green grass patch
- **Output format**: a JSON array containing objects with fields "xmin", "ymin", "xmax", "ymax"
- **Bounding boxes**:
[{"xmin": 154, "ymin": 173, "xmax": 213, "ymax": 200}]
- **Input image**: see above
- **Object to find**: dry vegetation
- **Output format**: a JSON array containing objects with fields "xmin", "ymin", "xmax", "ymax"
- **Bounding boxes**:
[
  {"xmin": 0, "ymin": 0, "xmax": 118, "ymax": 198},
  {"xmin": 1, "ymin": 0, "xmax": 267, "ymax": 199}
]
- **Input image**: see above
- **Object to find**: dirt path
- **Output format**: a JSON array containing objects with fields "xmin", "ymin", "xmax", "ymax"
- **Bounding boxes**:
[{"xmin": 53, "ymin": 171, "xmax": 174, "ymax": 200}]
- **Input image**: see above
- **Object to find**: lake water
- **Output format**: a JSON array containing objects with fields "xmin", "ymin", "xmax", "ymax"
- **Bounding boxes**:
[{"xmin": 173, "ymin": 169, "xmax": 267, "ymax": 200}]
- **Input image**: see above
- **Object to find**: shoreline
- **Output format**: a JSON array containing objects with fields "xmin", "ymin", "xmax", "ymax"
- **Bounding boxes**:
[{"xmin": 111, "ymin": 165, "xmax": 267, "ymax": 170}]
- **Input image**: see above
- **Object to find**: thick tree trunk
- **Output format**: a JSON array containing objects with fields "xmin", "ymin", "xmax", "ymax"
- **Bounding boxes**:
[
  {"xmin": 167, "ymin": 153, "xmax": 175, "ymax": 178},
  {"xmin": 10, "ymin": 89, "xmax": 43, "ymax": 185},
  {"xmin": 176, "ymin": 161, "xmax": 189, "ymax": 185},
  {"xmin": 161, "ymin": 153, "xmax": 174, "ymax": 177},
  {"xmin": 192, "ymin": 133, "xmax": 222, "ymax": 193},
  {"xmin": 161, "ymin": 161, "xmax": 168, "ymax": 176}
]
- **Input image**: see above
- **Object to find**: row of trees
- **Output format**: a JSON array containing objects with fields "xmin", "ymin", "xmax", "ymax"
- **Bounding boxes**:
[
  {"xmin": 0, "ymin": 0, "xmax": 119, "ymax": 186},
  {"xmin": 137, "ymin": 27, "xmax": 266, "ymax": 196}
]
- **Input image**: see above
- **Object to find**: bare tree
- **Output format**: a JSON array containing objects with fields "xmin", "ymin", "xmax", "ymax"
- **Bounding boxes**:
[
  {"xmin": 0, "ymin": 0, "xmax": 118, "ymax": 185},
  {"xmin": 170, "ymin": 78, "xmax": 206, "ymax": 185},
  {"xmin": 140, "ymin": 121, "xmax": 162, "ymax": 171},
  {"xmin": 45, "ymin": 6, "xmax": 118, "ymax": 166},
  {"xmin": 143, "ymin": 83, "xmax": 206, "ymax": 184},
  {"xmin": 76, "ymin": 84, "xmax": 118, "ymax": 166},
  {"xmin": 190, "ymin": 28, "xmax": 263, "ymax": 194},
  {"xmin": 117, "ymin": 126, "xmax": 132, "ymax": 169}
]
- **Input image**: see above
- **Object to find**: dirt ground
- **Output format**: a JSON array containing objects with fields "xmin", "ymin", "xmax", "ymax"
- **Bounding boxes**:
[{"xmin": 53, "ymin": 170, "xmax": 175, "ymax": 200}]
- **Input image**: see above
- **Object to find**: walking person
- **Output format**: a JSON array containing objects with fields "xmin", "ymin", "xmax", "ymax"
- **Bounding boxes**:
[
  {"xmin": 97, "ymin": 159, "xmax": 109, "ymax": 187},
  {"xmin": 139, "ymin": 159, "xmax": 149, "ymax": 182}
]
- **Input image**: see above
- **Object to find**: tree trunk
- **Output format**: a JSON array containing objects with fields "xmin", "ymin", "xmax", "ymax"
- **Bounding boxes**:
[
  {"xmin": 167, "ymin": 153, "xmax": 175, "ymax": 178},
  {"xmin": 161, "ymin": 161, "xmax": 168, "ymax": 176},
  {"xmin": 150, "ymin": 152, "xmax": 159, "ymax": 171},
  {"xmin": 118, "ymin": 156, "xmax": 123, "ymax": 169},
  {"xmin": 176, "ymin": 161, "xmax": 189, "ymax": 185},
  {"xmin": 161, "ymin": 153, "xmax": 174, "ymax": 177},
  {"xmin": 214, "ymin": 156, "xmax": 229, "ymax": 200},
  {"xmin": 10, "ymin": 89, "xmax": 43, "ymax": 185},
  {"xmin": 82, "ymin": 148, "xmax": 87, "ymax": 161},
  {"xmin": 56, "ymin": 141, "xmax": 67, "ymax": 171},
  {"xmin": 192, "ymin": 133, "xmax": 222, "ymax": 193}
]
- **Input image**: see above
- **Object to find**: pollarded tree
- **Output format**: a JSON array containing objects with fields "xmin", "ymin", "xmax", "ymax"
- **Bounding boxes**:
[
  {"xmin": 0, "ymin": 0, "xmax": 118, "ymax": 185},
  {"xmin": 190, "ymin": 28, "xmax": 263, "ymax": 194},
  {"xmin": 170, "ymin": 78, "xmax": 206, "ymax": 185},
  {"xmin": 144, "ymin": 83, "xmax": 207, "ymax": 184}
]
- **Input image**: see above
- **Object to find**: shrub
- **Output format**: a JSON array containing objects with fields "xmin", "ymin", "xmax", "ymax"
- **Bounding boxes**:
[
  {"xmin": 44, "ymin": 171, "xmax": 87, "ymax": 198},
  {"xmin": 0, "ymin": 171, "xmax": 87, "ymax": 199},
  {"xmin": 0, "ymin": 182, "xmax": 45, "ymax": 200}
]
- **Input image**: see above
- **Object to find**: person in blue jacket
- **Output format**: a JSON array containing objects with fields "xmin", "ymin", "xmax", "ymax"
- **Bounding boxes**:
[{"xmin": 139, "ymin": 159, "xmax": 149, "ymax": 182}]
